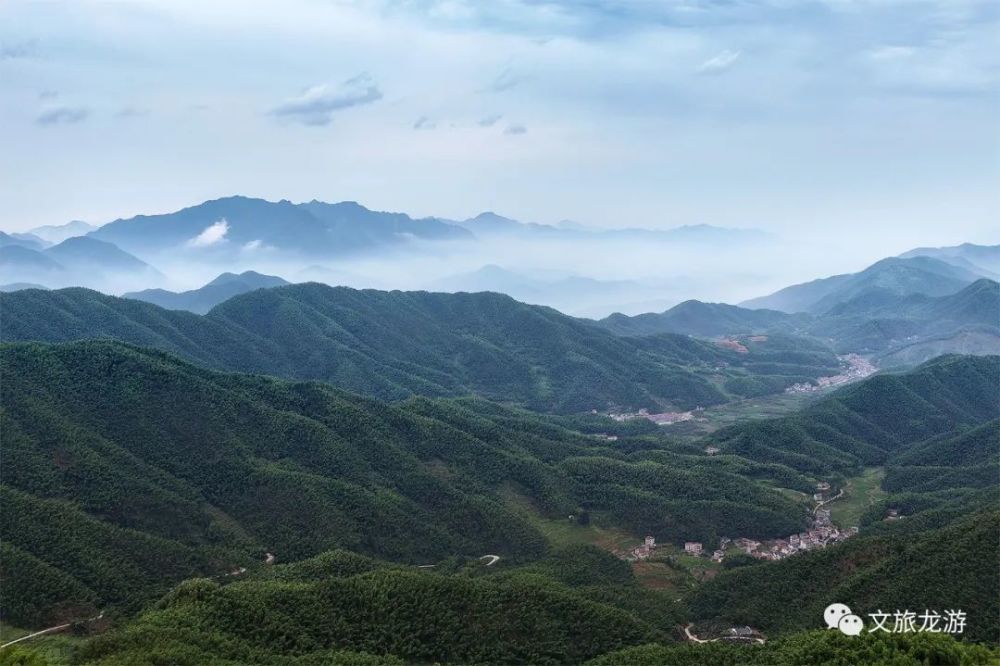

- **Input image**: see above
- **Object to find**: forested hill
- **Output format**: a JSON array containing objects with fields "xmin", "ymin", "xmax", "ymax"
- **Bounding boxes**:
[
  {"xmin": 0, "ymin": 284, "xmax": 839, "ymax": 413},
  {"xmin": 0, "ymin": 340, "xmax": 807, "ymax": 628},
  {"xmin": 706, "ymin": 354, "xmax": 1000, "ymax": 475}
]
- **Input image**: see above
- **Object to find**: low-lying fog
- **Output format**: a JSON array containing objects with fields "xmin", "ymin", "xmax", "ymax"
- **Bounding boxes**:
[{"xmin": 105, "ymin": 229, "xmax": 934, "ymax": 318}]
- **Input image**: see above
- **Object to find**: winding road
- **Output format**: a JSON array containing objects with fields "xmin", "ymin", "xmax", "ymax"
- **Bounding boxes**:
[
  {"xmin": 813, "ymin": 488, "xmax": 844, "ymax": 515},
  {"xmin": 0, "ymin": 613, "xmax": 104, "ymax": 650}
]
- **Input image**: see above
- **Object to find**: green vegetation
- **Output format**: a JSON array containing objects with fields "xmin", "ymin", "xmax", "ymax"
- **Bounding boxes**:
[
  {"xmin": 0, "ymin": 284, "xmax": 843, "ymax": 413},
  {"xmin": 65, "ymin": 547, "xmax": 674, "ymax": 665},
  {"xmin": 707, "ymin": 354, "xmax": 999, "ymax": 475},
  {"xmin": 685, "ymin": 511, "xmax": 1000, "ymax": 642},
  {"xmin": 1, "ymin": 333, "xmax": 996, "ymax": 663},
  {"xmin": 829, "ymin": 467, "xmax": 886, "ymax": 528},
  {"xmin": 0, "ymin": 340, "xmax": 807, "ymax": 628},
  {"xmin": 586, "ymin": 630, "xmax": 998, "ymax": 665},
  {"xmin": 602, "ymin": 276, "xmax": 1000, "ymax": 366}
]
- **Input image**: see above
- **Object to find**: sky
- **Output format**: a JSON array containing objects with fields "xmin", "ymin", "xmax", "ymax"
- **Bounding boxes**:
[{"xmin": 1, "ymin": 0, "xmax": 998, "ymax": 247}]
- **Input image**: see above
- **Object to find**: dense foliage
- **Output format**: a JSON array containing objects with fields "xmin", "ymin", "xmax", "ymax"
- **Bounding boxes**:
[
  {"xmin": 0, "ymin": 284, "xmax": 843, "ymax": 413},
  {"xmin": 600, "ymin": 277, "xmax": 999, "ymax": 364},
  {"xmin": 68, "ymin": 546, "xmax": 673, "ymax": 665},
  {"xmin": 0, "ymin": 341, "xmax": 807, "ymax": 627},
  {"xmin": 706, "ymin": 354, "xmax": 1000, "ymax": 475},
  {"xmin": 586, "ymin": 630, "xmax": 998, "ymax": 665}
]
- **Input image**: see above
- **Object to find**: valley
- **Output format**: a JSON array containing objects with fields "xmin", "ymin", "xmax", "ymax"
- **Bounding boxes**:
[
  {"xmin": 4, "ymin": 1, "xmax": 999, "ymax": 660},
  {"xmin": 1, "ymin": 215, "xmax": 997, "ymax": 664}
]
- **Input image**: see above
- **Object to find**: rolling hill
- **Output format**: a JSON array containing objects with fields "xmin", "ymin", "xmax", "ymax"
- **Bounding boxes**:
[
  {"xmin": 0, "ymin": 340, "xmax": 806, "ymax": 628},
  {"xmin": 705, "ymin": 354, "xmax": 1000, "ymax": 476},
  {"xmin": 0, "ymin": 284, "xmax": 843, "ymax": 413}
]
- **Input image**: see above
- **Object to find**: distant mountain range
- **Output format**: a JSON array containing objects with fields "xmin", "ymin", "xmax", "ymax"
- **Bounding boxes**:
[
  {"xmin": 50, "ymin": 195, "xmax": 770, "ymax": 259},
  {"xmin": 86, "ymin": 196, "xmax": 473, "ymax": 258},
  {"xmin": 0, "ymin": 235, "xmax": 161, "ymax": 288},
  {"xmin": 600, "ymin": 277, "xmax": 999, "ymax": 366},
  {"xmin": 451, "ymin": 213, "xmax": 770, "ymax": 245},
  {"xmin": 0, "ymin": 230, "xmax": 48, "ymax": 251},
  {"xmin": 739, "ymin": 255, "xmax": 987, "ymax": 314},
  {"xmin": 900, "ymin": 242, "xmax": 1000, "ymax": 277},
  {"xmin": 26, "ymin": 219, "xmax": 97, "ymax": 244},
  {"xmin": 124, "ymin": 270, "xmax": 290, "ymax": 314}
]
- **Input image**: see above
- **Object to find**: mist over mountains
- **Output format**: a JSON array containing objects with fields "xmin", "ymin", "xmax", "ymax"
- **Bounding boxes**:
[
  {"xmin": 0, "ymin": 195, "xmax": 814, "ymax": 315},
  {"xmin": 2, "ymin": 198, "xmax": 998, "ymax": 664}
]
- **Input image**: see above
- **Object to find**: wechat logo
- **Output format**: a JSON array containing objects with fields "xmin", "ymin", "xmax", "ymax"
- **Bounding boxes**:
[{"xmin": 824, "ymin": 603, "xmax": 864, "ymax": 636}]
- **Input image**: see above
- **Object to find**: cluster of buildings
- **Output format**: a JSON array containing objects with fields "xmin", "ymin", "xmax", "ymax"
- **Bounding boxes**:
[
  {"xmin": 677, "ymin": 483, "xmax": 860, "ymax": 564},
  {"xmin": 786, "ymin": 354, "xmax": 878, "ymax": 394}
]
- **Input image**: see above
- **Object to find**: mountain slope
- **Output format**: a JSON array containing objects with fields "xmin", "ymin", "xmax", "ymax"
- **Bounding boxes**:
[
  {"xmin": 0, "ymin": 284, "xmax": 841, "ymax": 413},
  {"xmin": 0, "ymin": 245, "xmax": 65, "ymax": 274},
  {"xmin": 740, "ymin": 256, "xmax": 982, "ymax": 314},
  {"xmin": 706, "ymin": 354, "xmax": 1000, "ymax": 475},
  {"xmin": 0, "ymin": 340, "xmax": 806, "ymax": 627},
  {"xmin": 603, "ymin": 279, "xmax": 1000, "ymax": 366},
  {"xmin": 900, "ymin": 242, "xmax": 1000, "ymax": 276},
  {"xmin": 45, "ymin": 236, "xmax": 154, "ymax": 273},
  {"xmin": 685, "ymin": 510, "xmax": 999, "ymax": 642},
  {"xmin": 0, "ymin": 231, "xmax": 47, "ymax": 251},
  {"xmin": 89, "ymin": 196, "xmax": 472, "ymax": 256},
  {"xmin": 123, "ymin": 271, "xmax": 290, "ymax": 314},
  {"xmin": 599, "ymin": 300, "xmax": 807, "ymax": 337},
  {"xmin": 27, "ymin": 219, "xmax": 97, "ymax": 244}
]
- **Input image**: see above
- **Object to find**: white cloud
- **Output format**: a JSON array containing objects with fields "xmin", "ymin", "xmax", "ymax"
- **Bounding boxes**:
[
  {"xmin": 271, "ymin": 74, "xmax": 383, "ymax": 126},
  {"xmin": 187, "ymin": 219, "xmax": 229, "ymax": 247},
  {"xmin": 242, "ymin": 239, "xmax": 272, "ymax": 253},
  {"xmin": 697, "ymin": 49, "xmax": 741, "ymax": 74}
]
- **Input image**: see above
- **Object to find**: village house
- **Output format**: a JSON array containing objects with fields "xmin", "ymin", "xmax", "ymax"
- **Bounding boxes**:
[
  {"xmin": 704, "ymin": 446, "xmax": 721, "ymax": 456},
  {"xmin": 711, "ymin": 550, "xmax": 725, "ymax": 562},
  {"xmin": 684, "ymin": 542, "xmax": 703, "ymax": 555}
]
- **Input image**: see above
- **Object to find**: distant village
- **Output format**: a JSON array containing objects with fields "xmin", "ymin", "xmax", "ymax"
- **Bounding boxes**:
[
  {"xmin": 622, "ymin": 482, "xmax": 858, "ymax": 564},
  {"xmin": 785, "ymin": 353, "xmax": 877, "ymax": 394}
]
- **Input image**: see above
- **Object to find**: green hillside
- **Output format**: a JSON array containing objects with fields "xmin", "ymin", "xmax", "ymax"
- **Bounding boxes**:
[
  {"xmin": 0, "ymin": 341, "xmax": 807, "ymax": 628},
  {"xmin": 0, "ymin": 284, "xmax": 842, "ymax": 413},
  {"xmin": 599, "ymin": 278, "xmax": 1000, "ymax": 364},
  {"xmin": 587, "ymin": 631, "xmax": 998, "ymax": 665},
  {"xmin": 706, "ymin": 354, "xmax": 999, "ymax": 475},
  {"xmin": 684, "ymin": 510, "xmax": 1000, "ymax": 642},
  {"xmin": 74, "ymin": 548, "xmax": 665, "ymax": 665}
]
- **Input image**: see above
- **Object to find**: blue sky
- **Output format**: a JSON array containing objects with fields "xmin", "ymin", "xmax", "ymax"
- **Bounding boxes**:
[{"xmin": 1, "ymin": 0, "xmax": 997, "ymax": 245}]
